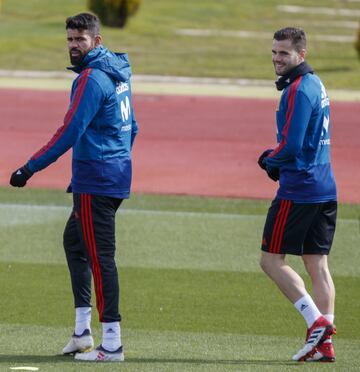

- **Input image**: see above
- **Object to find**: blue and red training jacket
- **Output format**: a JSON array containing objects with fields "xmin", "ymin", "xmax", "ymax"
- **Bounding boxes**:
[
  {"xmin": 265, "ymin": 69, "xmax": 337, "ymax": 203},
  {"xmin": 27, "ymin": 46, "xmax": 138, "ymax": 199}
]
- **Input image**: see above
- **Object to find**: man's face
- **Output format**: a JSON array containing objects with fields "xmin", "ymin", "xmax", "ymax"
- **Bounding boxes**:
[
  {"xmin": 67, "ymin": 28, "xmax": 100, "ymax": 66},
  {"xmin": 272, "ymin": 39, "xmax": 305, "ymax": 76}
]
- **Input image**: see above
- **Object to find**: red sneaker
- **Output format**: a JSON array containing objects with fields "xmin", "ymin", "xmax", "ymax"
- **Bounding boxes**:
[
  {"xmin": 292, "ymin": 316, "xmax": 336, "ymax": 361},
  {"xmin": 306, "ymin": 338, "xmax": 336, "ymax": 362}
]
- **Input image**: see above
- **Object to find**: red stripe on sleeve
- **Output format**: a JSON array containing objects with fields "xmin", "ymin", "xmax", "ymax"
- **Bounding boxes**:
[
  {"xmin": 30, "ymin": 69, "xmax": 92, "ymax": 161},
  {"xmin": 63, "ymin": 68, "xmax": 92, "ymax": 127},
  {"xmin": 268, "ymin": 76, "xmax": 303, "ymax": 158}
]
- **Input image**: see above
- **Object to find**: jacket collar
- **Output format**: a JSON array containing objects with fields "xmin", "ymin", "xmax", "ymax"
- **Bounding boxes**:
[
  {"xmin": 67, "ymin": 46, "xmax": 105, "ymax": 74},
  {"xmin": 275, "ymin": 61, "xmax": 314, "ymax": 91}
]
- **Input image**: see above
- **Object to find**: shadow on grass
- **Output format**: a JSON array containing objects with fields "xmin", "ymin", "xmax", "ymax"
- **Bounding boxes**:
[
  {"xmin": 0, "ymin": 354, "xmax": 301, "ymax": 366},
  {"xmin": 126, "ymin": 357, "xmax": 301, "ymax": 366}
]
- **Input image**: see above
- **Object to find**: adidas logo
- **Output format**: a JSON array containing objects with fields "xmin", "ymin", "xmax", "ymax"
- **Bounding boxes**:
[
  {"xmin": 106, "ymin": 328, "xmax": 115, "ymax": 334},
  {"xmin": 300, "ymin": 304, "xmax": 308, "ymax": 311},
  {"xmin": 96, "ymin": 351, "xmax": 106, "ymax": 361}
]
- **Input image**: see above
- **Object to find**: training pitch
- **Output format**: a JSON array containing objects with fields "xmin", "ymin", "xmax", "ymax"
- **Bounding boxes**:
[{"xmin": 0, "ymin": 189, "xmax": 359, "ymax": 371}]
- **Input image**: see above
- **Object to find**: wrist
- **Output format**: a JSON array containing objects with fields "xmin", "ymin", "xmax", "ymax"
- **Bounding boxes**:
[{"xmin": 23, "ymin": 164, "xmax": 34, "ymax": 177}]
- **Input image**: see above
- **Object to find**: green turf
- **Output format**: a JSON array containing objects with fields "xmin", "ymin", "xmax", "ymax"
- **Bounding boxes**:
[
  {"xmin": 0, "ymin": 187, "xmax": 359, "ymax": 370},
  {"xmin": 0, "ymin": 0, "xmax": 360, "ymax": 89},
  {"xmin": 1, "ymin": 262, "xmax": 360, "ymax": 339},
  {"xmin": 2, "ymin": 325, "xmax": 359, "ymax": 371},
  {"xmin": 0, "ymin": 201, "xmax": 359, "ymax": 276}
]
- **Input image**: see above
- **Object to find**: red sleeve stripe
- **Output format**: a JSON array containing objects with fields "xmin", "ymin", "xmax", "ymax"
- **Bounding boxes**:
[
  {"xmin": 30, "ymin": 68, "xmax": 92, "ymax": 161},
  {"xmin": 81, "ymin": 194, "xmax": 105, "ymax": 321},
  {"xmin": 268, "ymin": 76, "xmax": 303, "ymax": 158},
  {"xmin": 63, "ymin": 68, "xmax": 92, "ymax": 127}
]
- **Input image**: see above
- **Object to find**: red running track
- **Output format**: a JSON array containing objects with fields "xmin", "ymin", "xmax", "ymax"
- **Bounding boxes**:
[{"xmin": 0, "ymin": 88, "xmax": 359, "ymax": 203}]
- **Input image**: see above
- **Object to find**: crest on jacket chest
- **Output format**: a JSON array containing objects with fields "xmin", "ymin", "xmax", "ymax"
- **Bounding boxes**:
[{"xmin": 116, "ymin": 81, "xmax": 129, "ymax": 94}]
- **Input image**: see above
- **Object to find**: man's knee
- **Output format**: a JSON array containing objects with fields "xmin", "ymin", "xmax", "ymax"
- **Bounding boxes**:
[
  {"xmin": 63, "ymin": 229, "xmax": 77, "ymax": 253},
  {"xmin": 259, "ymin": 253, "xmax": 268, "ymax": 272},
  {"xmin": 63, "ymin": 229, "xmax": 71, "ymax": 252},
  {"xmin": 260, "ymin": 251, "xmax": 283, "ymax": 274}
]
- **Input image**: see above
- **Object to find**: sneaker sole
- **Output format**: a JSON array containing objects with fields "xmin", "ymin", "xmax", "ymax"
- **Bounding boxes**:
[
  {"xmin": 306, "ymin": 356, "xmax": 336, "ymax": 363},
  {"xmin": 63, "ymin": 346, "xmax": 93, "ymax": 355},
  {"xmin": 74, "ymin": 354, "xmax": 125, "ymax": 362}
]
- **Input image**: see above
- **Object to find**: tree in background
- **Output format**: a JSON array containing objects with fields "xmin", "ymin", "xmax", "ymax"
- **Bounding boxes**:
[{"xmin": 88, "ymin": 0, "xmax": 141, "ymax": 28}]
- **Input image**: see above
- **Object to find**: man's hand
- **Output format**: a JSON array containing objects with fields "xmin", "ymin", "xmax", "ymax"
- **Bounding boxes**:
[
  {"xmin": 10, "ymin": 165, "xmax": 33, "ymax": 187},
  {"xmin": 258, "ymin": 149, "xmax": 273, "ymax": 170},
  {"xmin": 266, "ymin": 166, "xmax": 280, "ymax": 182},
  {"xmin": 258, "ymin": 149, "xmax": 280, "ymax": 181}
]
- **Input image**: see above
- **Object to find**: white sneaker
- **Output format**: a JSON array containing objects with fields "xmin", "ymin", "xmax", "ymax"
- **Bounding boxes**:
[
  {"xmin": 63, "ymin": 329, "xmax": 94, "ymax": 354},
  {"xmin": 75, "ymin": 345, "xmax": 124, "ymax": 362}
]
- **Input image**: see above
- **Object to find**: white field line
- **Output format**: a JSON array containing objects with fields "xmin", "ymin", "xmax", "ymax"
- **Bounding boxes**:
[
  {"xmin": 0, "ymin": 203, "xmax": 357, "ymax": 223},
  {"xmin": 0, "ymin": 204, "xmax": 70, "ymax": 211},
  {"xmin": 278, "ymin": 5, "xmax": 360, "ymax": 17},
  {"xmin": 174, "ymin": 29, "xmax": 356, "ymax": 43},
  {"xmin": 307, "ymin": 20, "xmax": 359, "ymax": 29},
  {"xmin": 0, "ymin": 69, "xmax": 273, "ymax": 87},
  {"xmin": 0, "ymin": 203, "xmax": 261, "ymax": 221}
]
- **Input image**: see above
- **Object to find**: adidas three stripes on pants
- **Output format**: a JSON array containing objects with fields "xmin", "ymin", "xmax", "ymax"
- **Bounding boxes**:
[{"xmin": 63, "ymin": 193, "xmax": 123, "ymax": 323}]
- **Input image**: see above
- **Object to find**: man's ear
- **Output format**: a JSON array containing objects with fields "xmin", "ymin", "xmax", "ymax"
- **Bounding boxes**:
[
  {"xmin": 299, "ymin": 48, "xmax": 307, "ymax": 60},
  {"xmin": 95, "ymin": 35, "xmax": 102, "ymax": 47}
]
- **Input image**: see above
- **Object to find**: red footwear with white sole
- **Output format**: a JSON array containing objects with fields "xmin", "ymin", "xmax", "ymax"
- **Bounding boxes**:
[
  {"xmin": 306, "ymin": 338, "xmax": 336, "ymax": 362},
  {"xmin": 292, "ymin": 316, "xmax": 336, "ymax": 362}
]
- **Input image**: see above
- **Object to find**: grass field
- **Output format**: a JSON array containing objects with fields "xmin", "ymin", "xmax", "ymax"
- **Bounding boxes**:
[
  {"xmin": 0, "ymin": 187, "xmax": 359, "ymax": 371},
  {"xmin": 0, "ymin": 0, "xmax": 360, "ymax": 89}
]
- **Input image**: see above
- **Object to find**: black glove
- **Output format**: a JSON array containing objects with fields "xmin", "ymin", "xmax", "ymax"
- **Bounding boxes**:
[
  {"xmin": 258, "ymin": 149, "xmax": 280, "ymax": 181},
  {"xmin": 10, "ymin": 165, "xmax": 33, "ymax": 187},
  {"xmin": 266, "ymin": 166, "xmax": 280, "ymax": 182},
  {"xmin": 258, "ymin": 149, "xmax": 273, "ymax": 170}
]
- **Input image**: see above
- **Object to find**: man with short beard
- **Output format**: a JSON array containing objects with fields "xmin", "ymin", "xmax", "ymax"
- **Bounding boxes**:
[
  {"xmin": 258, "ymin": 27, "xmax": 337, "ymax": 362},
  {"xmin": 10, "ymin": 13, "xmax": 138, "ymax": 362}
]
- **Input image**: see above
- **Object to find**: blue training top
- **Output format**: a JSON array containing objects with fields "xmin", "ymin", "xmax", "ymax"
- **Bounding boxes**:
[
  {"xmin": 27, "ymin": 46, "xmax": 138, "ymax": 199},
  {"xmin": 265, "ymin": 72, "xmax": 337, "ymax": 203}
]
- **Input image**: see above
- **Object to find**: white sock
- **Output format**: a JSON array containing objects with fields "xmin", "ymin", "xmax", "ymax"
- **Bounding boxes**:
[
  {"xmin": 74, "ymin": 307, "xmax": 91, "ymax": 336},
  {"xmin": 102, "ymin": 322, "xmax": 121, "ymax": 352},
  {"xmin": 323, "ymin": 314, "xmax": 335, "ymax": 342},
  {"xmin": 324, "ymin": 313, "xmax": 335, "ymax": 324},
  {"xmin": 294, "ymin": 294, "xmax": 322, "ymax": 328}
]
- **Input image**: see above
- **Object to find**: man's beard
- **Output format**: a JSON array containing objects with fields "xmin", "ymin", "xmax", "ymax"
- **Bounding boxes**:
[{"xmin": 69, "ymin": 49, "xmax": 84, "ymax": 66}]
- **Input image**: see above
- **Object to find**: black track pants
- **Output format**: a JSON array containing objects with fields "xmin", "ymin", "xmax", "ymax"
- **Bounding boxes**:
[{"xmin": 63, "ymin": 193, "xmax": 123, "ymax": 322}]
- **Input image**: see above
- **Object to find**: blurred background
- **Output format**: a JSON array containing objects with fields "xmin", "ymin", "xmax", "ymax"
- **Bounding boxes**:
[{"xmin": 0, "ymin": 0, "xmax": 359, "ymax": 89}]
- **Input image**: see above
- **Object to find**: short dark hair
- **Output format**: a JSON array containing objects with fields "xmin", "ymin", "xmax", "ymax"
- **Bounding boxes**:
[
  {"xmin": 66, "ymin": 12, "xmax": 100, "ymax": 37},
  {"xmin": 273, "ymin": 27, "xmax": 306, "ymax": 52}
]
